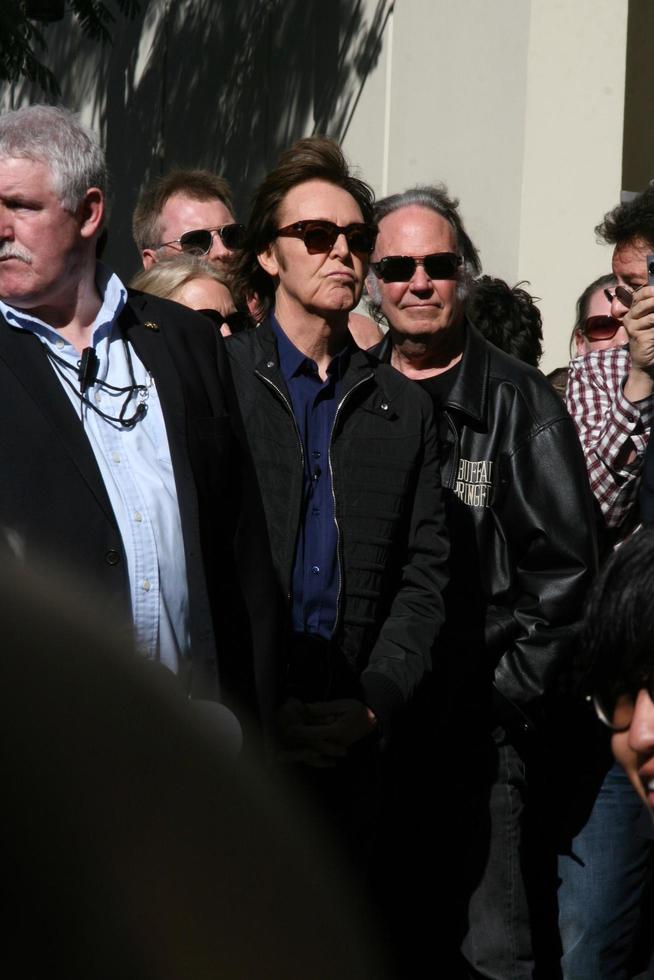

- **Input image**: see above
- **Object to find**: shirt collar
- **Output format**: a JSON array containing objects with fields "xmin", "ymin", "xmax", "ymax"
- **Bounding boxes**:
[
  {"xmin": 269, "ymin": 312, "xmax": 353, "ymax": 383},
  {"xmin": 0, "ymin": 262, "xmax": 128, "ymax": 346}
]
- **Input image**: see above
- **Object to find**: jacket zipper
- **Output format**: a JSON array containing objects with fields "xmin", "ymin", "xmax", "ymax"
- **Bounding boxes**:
[
  {"xmin": 443, "ymin": 410, "xmax": 460, "ymax": 490},
  {"xmin": 328, "ymin": 372, "xmax": 375, "ymax": 636},
  {"xmin": 255, "ymin": 369, "xmax": 305, "ymax": 601}
]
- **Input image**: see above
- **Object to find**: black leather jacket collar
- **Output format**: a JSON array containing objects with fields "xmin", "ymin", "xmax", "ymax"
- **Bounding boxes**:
[
  {"xmin": 375, "ymin": 320, "xmax": 489, "ymax": 425},
  {"xmin": 253, "ymin": 318, "xmax": 409, "ymax": 409}
]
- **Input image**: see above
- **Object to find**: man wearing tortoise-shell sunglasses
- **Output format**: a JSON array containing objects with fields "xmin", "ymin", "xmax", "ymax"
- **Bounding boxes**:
[
  {"xmin": 133, "ymin": 167, "xmax": 244, "ymax": 269},
  {"xmin": 225, "ymin": 138, "xmax": 449, "ymax": 879}
]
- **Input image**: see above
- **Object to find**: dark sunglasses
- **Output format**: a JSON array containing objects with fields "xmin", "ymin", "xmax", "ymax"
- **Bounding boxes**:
[
  {"xmin": 582, "ymin": 315, "xmax": 623, "ymax": 342},
  {"xmin": 159, "ymin": 223, "xmax": 246, "ymax": 254},
  {"xmin": 198, "ymin": 309, "xmax": 252, "ymax": 334},
  {"xmin": 274, "ymin": 220, "xmax": 378, "ymax": 255},
  {"xmin": 592, "ymin": 672, "xmax": 654, "ymax": 732},
  {"xmin": 371, "ymin": 252, "xmax": 462, "ymax": 283}
]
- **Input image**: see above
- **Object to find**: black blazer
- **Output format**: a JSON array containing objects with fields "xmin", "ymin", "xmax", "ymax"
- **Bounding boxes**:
[{"xmin": 0, "ymin": 290, "xmax": 279, "ymax": 727}]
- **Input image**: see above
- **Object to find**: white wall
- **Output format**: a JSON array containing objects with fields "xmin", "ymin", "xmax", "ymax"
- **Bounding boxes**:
[
  {"xmin": 343, "ymin": 0, "xmax": 628, "ymax": 371},
  {"xmin": 518, "ymin": 0, "xmax": 628, "ymax": 370},
  {"xmin": 1, "ymin": 0, "xmax": 629, "ymax": 370}
]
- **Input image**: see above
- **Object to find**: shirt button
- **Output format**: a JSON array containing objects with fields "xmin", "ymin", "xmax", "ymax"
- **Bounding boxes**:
[
  {"xmin": 312, "ymin": 450, "xmax": 321, "ymax": 459},
  {"xmin": 94, "ymin": 392, "xmax": 102, "ymax": 404},
  {"xmin": 266, "ymin": 360, "xmax": 275, "ymax": 369},
  {"xmin": 112, "ymin": 452, "xmax": 121, "ymax": 463},
  {"xmin": 142, "ymin": 579, "xmax": 151, "ymax": 591},
  {"xmin": 311, "ymin": 565, "xmax": 320, "ymax": 575},
  {"xmin": 134, "ymin": 511, "xmax": 142, "ymax": 523},
  {"xmin": 105, "ymin": 549, "xmax": 120, "ymax": 565},
  {"xmin": 55, "ymin": 339, "xmax": 65, "ymax": 350},
  {"xmin": 380, "ymin": 401, "xmax": 389, "ymax": 411}
]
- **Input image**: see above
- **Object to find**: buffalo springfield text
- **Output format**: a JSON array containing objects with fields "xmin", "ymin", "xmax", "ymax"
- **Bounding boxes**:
[{"xmin": 454, "ymin": 458, "xmax": 493, "ymax": 508}]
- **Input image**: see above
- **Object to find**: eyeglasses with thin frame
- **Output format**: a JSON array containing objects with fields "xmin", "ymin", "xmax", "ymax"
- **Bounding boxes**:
[
  {"xmin": 581, "ymin": 314, "xmax": 624, "ymax": 343},
  {"xmin": 274, "ymin": 220, "xmax": 378, "ymax": 256},
  {"xmin": 371, "ymin": 252, "xmax": 462, "ymax": 283},
  {"xmin": 604, "ymin": 284, "xmax": 643, "ymax": 310},
  {"xmin": 157, "ymin": 223, "xmax": 246, "ymax": 254},
  {"xmin": 591, "ymin": 674, "xmax": 654, "ymax": 732}
]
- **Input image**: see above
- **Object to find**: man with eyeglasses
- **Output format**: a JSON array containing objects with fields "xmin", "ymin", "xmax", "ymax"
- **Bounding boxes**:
[
  {"xmin": 562, "ymin": 190, "xmax": 654, "ymax": 980},
  {"xmin": 367, "ymin": 185, "xmax": 597, "ymax": 979},
  {"xmin": 567, "ymin": 186, "xmax": 654, "ymax": 536},
  {"xmin": 132, "ymin": 168, "xmax": 245, "ymax": 269},
  {"xmin": 226, "ymin": 137, "xmax": 449, "ymax": 872}
]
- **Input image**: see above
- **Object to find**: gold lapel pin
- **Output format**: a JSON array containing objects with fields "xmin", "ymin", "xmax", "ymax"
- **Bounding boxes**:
[{"xmin": 144, "ymin": 321, "xmax": 159, "ymax": 332}]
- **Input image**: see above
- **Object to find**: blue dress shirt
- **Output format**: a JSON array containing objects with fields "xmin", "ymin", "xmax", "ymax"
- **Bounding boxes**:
[
  {"xmin": 270, "ymin": 315, "xmax": 352, "ymax": 640},
  {"xmin": 0, "ymin": 264, "xmax": 189, "ymax": 675}
]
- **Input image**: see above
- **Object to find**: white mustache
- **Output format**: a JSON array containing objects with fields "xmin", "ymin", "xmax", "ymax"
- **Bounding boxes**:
[{"xmin": 0, "ymin": 243, "xmax": 32, "ymax": 264}]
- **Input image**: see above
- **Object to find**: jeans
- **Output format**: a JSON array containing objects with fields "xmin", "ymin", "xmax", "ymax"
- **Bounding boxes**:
[
  {"xmin": 461, "ymin": 731, "xmax": 534, "ymax": 980},
  {"xmin": 558, "ymin": 761, "xmax": 652, "ymax": 980}
]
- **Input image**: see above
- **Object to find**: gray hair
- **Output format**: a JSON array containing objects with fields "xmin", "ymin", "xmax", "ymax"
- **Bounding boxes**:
[
  {"xmin": 0, "ymin": 104, "xmax": 107, "ymax": 213},
  {"xmin": 129, "ymin": 253, "xmax": 231, "ymax": 300},
  {"xmin": 366, "ymin": 184, "xmax": 482, "ymax": 322}
]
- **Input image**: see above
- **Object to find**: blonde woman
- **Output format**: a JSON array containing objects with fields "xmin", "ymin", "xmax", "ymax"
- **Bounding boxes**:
[{"xmin": 130, "ymin": 254, "xmax": 251, "ymax": 336}]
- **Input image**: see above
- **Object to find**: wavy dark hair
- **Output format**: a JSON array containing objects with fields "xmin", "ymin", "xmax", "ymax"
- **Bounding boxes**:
[
  {"xmin": 583, "ymin": 526, "xmax": 654, "ymax": 699},
  {"xmin": 464, "ymin": 276, "xmax": 542, "ymax": 367},
  {"xmin": 231, "ymin": 136, "xmax": 375, "ymax": 317},
  {"xmin": 596, "ymin": 184, "xmax": 654, "ymax": 248}
]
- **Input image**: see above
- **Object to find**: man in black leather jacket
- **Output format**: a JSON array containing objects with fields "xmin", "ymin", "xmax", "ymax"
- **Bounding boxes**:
[
  {"xmin": 368, "ymin": 185, "xmax": 598, "ymax": 979},
  {"xmin": 227, "ymin": 140, "xmax": 449, "ymax": 867}
]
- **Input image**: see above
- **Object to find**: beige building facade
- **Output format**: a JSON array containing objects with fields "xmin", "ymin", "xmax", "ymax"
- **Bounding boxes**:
[{"xmin": 1, "ymin": 0, "xmax": 641, "ymax": 370}]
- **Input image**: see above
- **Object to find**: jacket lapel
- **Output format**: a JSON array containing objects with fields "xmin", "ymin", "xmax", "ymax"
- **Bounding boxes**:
[
  {"xmin": 445, "ymin": 323, "xmax": 490, "ymax": 426},
  {"xmin": 0, "ymin": 315, "xmax": 117, "ymax": 522},
  {"xmin": 119, "ymin": 297, "xmax": 187, "ymax": 449},
  {"xmin": 374, "ymin": 322, "xmax": 490, "ymax": 426},
  {"xmin": 120, "ymin": 297, "xmax": 198, "ymax": 568},
  {"xmin": 250, "ymin": 319, "xmax": 291, "ymax": 398},
  {"xmin": 119, "ymin": 298, "xmax": 221, "ymax": 694}
]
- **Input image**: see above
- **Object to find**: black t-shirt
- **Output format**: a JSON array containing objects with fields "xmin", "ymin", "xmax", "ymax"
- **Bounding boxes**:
[
  {"xmin": 415, "ymin": 359, "xmax": 493, "ymax": 727},
  {"xmin": 415, "ymin": 361, "xmax": 461, "ymax": 410}
]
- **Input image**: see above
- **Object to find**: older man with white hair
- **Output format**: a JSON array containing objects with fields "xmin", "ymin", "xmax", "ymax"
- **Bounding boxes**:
[
  {"xmin": 0, "ymin": 103, "xmax": 275, "ymax": 730},
  {"xmin": 367, "ymin": 183, "xmax": 598, "ymax": 979}
]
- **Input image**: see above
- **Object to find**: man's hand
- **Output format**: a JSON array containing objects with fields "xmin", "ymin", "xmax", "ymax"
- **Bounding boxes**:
[
  {"xmin": 275, "ymin": 697, "xmax": 378, "ymax": 768},
  {"xmin": 300, "ymin": 698, "xmax": 378, "ymax": 747},
  {"xmin": 624, "ymin": 286, "xmax": 654, "ymax": 402}
]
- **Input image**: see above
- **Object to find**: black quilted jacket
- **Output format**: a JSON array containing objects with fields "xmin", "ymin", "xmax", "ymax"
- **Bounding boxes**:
[{"xmin": 226, "ymin": 320, "xmax": 449, "ymax": 727}]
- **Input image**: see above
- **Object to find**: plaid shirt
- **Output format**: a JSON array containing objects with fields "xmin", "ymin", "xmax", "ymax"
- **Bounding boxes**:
[{"xmin": 567, "ymin": 345, "xmax": 654, "ymax": 527}]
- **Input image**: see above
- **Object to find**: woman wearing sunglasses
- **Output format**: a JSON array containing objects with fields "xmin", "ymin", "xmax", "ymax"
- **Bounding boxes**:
[
  {"xmin": 572, "ymin": 272, "xmax": 628, "ymax": 356},
  {"xmin": 130, "ymin": 253, "xmax": 252, "ymax": 336}
]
